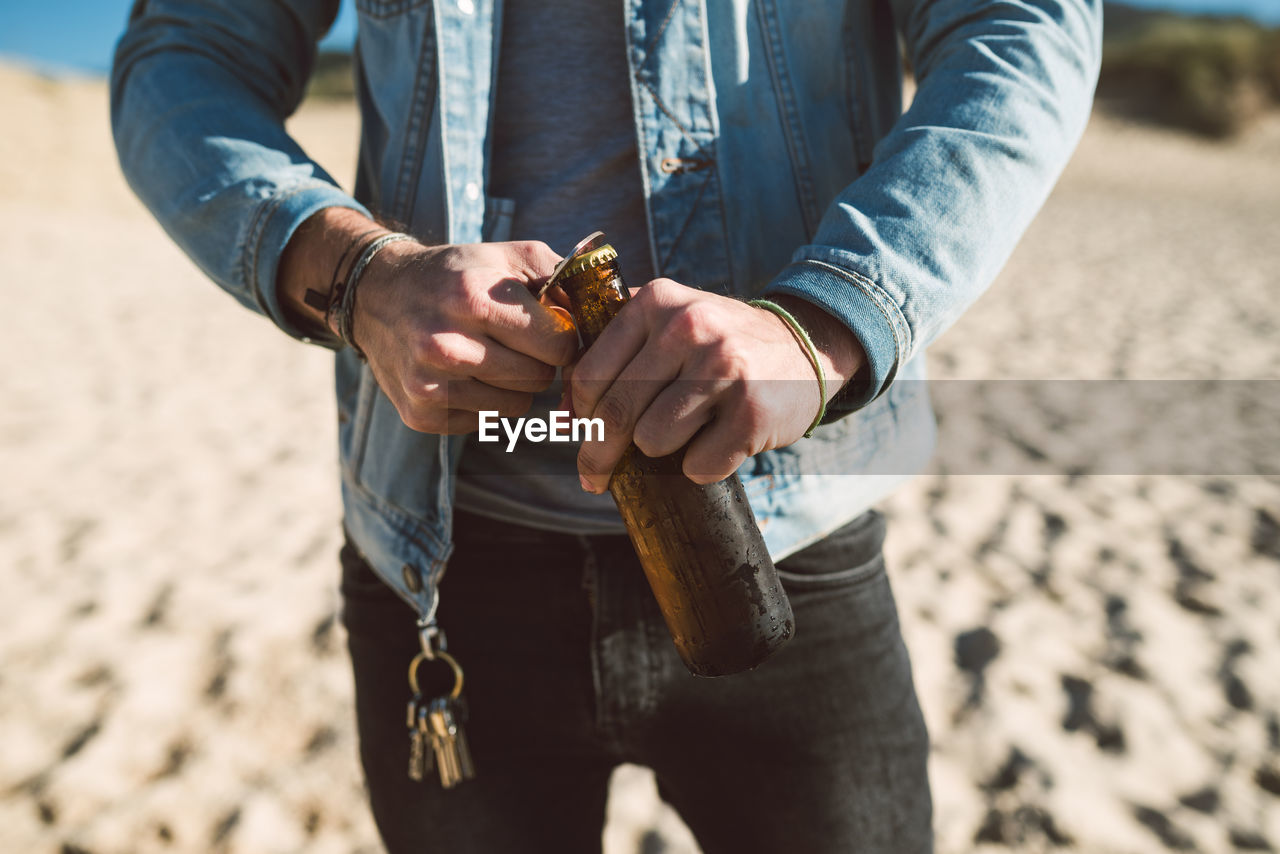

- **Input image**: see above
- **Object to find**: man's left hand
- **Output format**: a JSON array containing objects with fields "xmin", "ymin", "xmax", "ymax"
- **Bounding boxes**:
[{"xmin": 567, "ymin": 279, "xmax": 865, "ymax": 492}]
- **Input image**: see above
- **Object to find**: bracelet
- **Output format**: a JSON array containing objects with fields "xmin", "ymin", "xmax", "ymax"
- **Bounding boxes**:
[
  {"xmin": 303, "ymin": 230, "xmax": 378, "ymax": 348},
  {"xmin": 333, "ymin": 232, "xmax": 415, "ymax": 359},
  {"xmin": 747, "ymin": 299, "xmax": 826, "ymax": 437},
  {"xmin": 304, "ymin": 227, "xmax": 382, "ymax": 317}
]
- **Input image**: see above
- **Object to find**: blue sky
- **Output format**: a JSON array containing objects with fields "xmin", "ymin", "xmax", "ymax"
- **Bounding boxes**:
[
  {"xmin": 1, "ymin": 0, "xmax": 1277, "ymax": 75},
  {"xmin": 0, "ymin": 1, "xmax": 358, "ymax": 75}
]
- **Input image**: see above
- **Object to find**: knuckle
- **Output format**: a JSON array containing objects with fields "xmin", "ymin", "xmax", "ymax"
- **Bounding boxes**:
[
  {"xmin": 632, "ymin": 281, "xmax": 660, "ymax": 310},
  {"xmin": 521, "ymin": 239, "xmax": 555, "ymax": 261},
  {"xmin": 413, "ymin": 333, "xmax": 455, "ymax": 369},
  {"xmin": 594, "ymin": 393, "xmax": 632, "ymax": 435},
  {"xmin": 670, "ymin": 303, "xmax": 718, "ymax": 346},
  {"xmin": 683, "ymin": 448, "xmax": 740, "ymax": 485},
  {"xmin": 671, "ymin": 305, "xmax": 702, "ymax": 337},
  {"xmin": 409, "ymin": 380, "xmax": 446, "ymax": 408},
  {"xmin": 650, "ymin": 278, "xmax": 689, "ymax": 309},
  {"xmin": 450, "ymin": 271, "xmax": 492, "ymax": 320},
  {"xmin": 435, "ymin": 245, "xmax": 465, "ymax": 268},
  {"xmin": 401, "ymin": 407, "xmax": 440, "ymax": 434},
  {"xmin": 568, "ymin": 371, "xmax": 599, "ymax": 411},
  {"xmin": 648, "ymin": 278, "xmax": 679, "ymax": 298},
  {"xmin": 405, "ymin": 329, "xmax": 435, "ymax": 363},
  {"xmin": 706, "ymin": 340, "xmax": 750, "ymax": 378},
  {"xmin": 425, "ymin": 335, "xmax": 457, "ymax": 368},
  {"xmin": 632, "ymin": 420, "xmax": 669, "ymax": 458},
  {"xmin": 404, "ymin": 371, "xmax": 445, "ymax": 409}
]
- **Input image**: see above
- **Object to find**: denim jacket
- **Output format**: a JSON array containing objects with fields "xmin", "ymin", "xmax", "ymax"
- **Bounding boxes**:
[{"xmin": 112, "ymin": 0, "xmax": 1101, "ymax": 619}]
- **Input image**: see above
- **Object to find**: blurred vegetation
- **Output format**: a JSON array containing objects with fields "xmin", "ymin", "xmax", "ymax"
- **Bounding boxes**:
[
  {"xmin": 305, "ymin": 51, "xmax": 356, "ymax": 100},
  {"xmin": 302, "ymin": 4, "xmax": 1280, "ymax": 138},
  {"xmin": 1100, "ymin": 3, "xmax": 1280, "ymax": 137}
]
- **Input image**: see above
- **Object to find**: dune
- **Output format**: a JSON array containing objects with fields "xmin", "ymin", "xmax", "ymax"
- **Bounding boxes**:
[{"xmin": 0, "ymin": 62, "xmax": 1277, "ymax": 853}]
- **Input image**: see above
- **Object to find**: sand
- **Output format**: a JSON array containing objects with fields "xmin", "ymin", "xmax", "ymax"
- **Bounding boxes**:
[{"xmin": 1, "ymin": 63, "xmax": 1277, "ymax": 853}]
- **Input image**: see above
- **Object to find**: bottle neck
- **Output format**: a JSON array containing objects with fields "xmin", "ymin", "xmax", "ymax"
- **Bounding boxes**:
[{"xmin": 561, "ymin": 263, "xmax": 629, "ymax": 347}]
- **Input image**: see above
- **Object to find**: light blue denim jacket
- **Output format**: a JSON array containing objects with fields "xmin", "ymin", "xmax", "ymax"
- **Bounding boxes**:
[{"xmin": 111, "ymin": 0, "xmax": 1101, "ymax": 619}]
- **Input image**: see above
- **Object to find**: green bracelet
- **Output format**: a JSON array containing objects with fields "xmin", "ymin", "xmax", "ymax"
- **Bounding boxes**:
[{"xmin": 748, "ymin": 299, "xmax": 826, "ymax": 438}]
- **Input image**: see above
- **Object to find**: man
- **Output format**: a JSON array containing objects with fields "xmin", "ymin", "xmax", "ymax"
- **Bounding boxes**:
[{"xmin": 112, "ymin": 0, "xmax": 1100, "ymax": 850}]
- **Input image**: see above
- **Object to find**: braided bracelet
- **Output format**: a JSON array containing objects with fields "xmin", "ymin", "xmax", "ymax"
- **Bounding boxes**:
[
  {"xmin": 333, "ymin": 232, "xmax": 416, "ymax": 359},
  {"xmin": 300, "ymin": 227, "xmax": 382, "ymax": 345},
  {"xmin": 747, "ymin": 299, "xmax": 826, "ymax": 438},
  {"xmin": 303, "ymin": 228, "xmax": 381, "ymax": 312}
]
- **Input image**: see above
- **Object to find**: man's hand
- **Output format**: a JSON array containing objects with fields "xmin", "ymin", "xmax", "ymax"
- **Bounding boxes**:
[
  {"xmin": 567, "ymin": 278, "xmax": 865, "ymax": 492},
  {"xmin": 278, "ymin": 208, "xmax": 578, "ymax": 434}
]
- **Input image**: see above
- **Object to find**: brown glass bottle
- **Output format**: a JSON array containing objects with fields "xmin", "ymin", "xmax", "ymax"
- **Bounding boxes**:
[{"xmin": 548, "ymin": 239, "xmax": 794, "ymax": 676}]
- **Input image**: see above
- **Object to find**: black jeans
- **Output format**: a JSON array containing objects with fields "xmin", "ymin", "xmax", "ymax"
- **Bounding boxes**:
[{"xmin": 340, "ymin": 509, "xmax": 932, "ymax": 853}]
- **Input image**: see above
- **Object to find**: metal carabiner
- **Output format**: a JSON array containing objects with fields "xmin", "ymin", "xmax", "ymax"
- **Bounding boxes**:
[{"xmin": 417, "ymin": 617, "xmax": 447, "ymax": 659}]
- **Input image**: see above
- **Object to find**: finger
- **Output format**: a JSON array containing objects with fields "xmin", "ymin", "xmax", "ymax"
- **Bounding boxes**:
[
  {"xmin": 436, "ymin": 408, "xmax": 483, "ymax": 435},
  {"xmin": 431, "ymin": 332, "xmax": 558, "ymax": 392},
  {"xmin": 567, "ymin": 299, "xmax": 649, "ymax": 421},
  {"xmin": 484, "ymin": 239, "xmax": 564, "ymax": 301},
  {"xmin": 497, "ymin": 239, "xmax": 563, "ymax": 281},
  {"xmin": 679, "ymin": 405, "xmax": 755, "ymax": 485},
  {"xmin": 631, "ymin": 378, "xmax": 720, "ymax": 459},
  {"xmin": 482, "ymin": 277, "xmax": 581, "ymax": 367},
  {"xmin": 397, "ymin": 374, "xmax": 534, "ymax": 426},
  {"xmin": 438, "ymin": 378, "xmax": 534, "ymax": 417},
  {"xmin": 540, "ymin": 283, "xmax": 572, "ymax": 313},
  {"xmin": 398, "ymin": 405, "xmax": 482, "ymax": 436},
  {"xmin": 576, "ymin": 343, "xmax": 682, "ymax": 493},
  {"xmin": 545, "ymin": 304, "xmax": 575, "ymax": 331}
]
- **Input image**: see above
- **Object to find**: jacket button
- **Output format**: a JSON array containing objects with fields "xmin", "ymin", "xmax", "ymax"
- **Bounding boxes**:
[{"xmin": 401, "ymin": 564, "xmax": 423, "ymax": 593}]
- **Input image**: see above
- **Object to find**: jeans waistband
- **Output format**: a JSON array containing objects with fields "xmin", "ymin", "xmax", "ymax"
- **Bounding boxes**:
[{"xmin": 451, "ymin": 508, "xmax": 627, "ymax": 549}]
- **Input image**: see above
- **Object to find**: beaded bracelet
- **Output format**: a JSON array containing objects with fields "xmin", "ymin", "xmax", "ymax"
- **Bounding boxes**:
[
  {"xmin": 332, "ymin": 232, "xmax": 415, "ymax": 359},
  {"xmin": 747, "ymin": 298, "xmax": 826, "ymax": 438}
]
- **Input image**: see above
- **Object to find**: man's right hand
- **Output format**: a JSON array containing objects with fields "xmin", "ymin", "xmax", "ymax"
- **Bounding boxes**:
[{"xmin": 278, "ymin": 208, "xmax": 578, "ymax": 435}]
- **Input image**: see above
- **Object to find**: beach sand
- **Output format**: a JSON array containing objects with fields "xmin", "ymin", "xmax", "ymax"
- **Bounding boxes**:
[{"xmin": 1, "ymin": 64, "xmax": 1277, "ymax": 852}]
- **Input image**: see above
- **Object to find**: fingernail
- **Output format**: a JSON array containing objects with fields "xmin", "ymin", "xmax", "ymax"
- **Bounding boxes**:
[{"xmin": 579, "ymin": 474, "xmax": 594, "ymax": 493}]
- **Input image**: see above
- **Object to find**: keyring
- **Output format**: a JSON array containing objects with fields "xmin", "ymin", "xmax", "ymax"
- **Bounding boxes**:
[{"xmin": 408, "ymin": 649, "xmax": 464, "ymax": 700}]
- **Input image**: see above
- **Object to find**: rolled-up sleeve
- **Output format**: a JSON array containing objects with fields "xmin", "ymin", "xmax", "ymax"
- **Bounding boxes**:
[
  {"xmin": 764, "ymin": 0, "xmax": 1102, "ymax": 414},
  {"xmin": 110, "ymin": 0, "xmax": 371, "ymax": 341}
]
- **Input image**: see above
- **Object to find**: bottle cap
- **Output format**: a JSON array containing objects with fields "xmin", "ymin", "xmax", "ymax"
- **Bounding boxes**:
[
  {"xmin": 559, "ymin": 244, "xmax": 618, "ymax": 280},
  {"xmin": 538, "ymin": 231, "xmax": 613, "ymax": 298}
]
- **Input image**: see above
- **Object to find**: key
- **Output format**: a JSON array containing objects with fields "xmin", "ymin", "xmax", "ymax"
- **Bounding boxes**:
[
  {"xmin": 406, "ymin": 646, "xmax": 475, "ymax": 788},
  {"xmin": 406, "ymin": 694, "xmax": 432, "ymax": 782},
  {"xmin": 427, "ymin": 696, "xmax": 476, "ymax": 788},
  {"xmin": 448, "ymin": 696, "xmax": 475, "ymax": 781}
]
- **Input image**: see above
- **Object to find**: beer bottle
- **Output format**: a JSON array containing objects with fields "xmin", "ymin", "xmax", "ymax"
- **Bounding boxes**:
[{"xmin": 544, "ymin": 234, "xmax": 794, "ymax": 676}]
